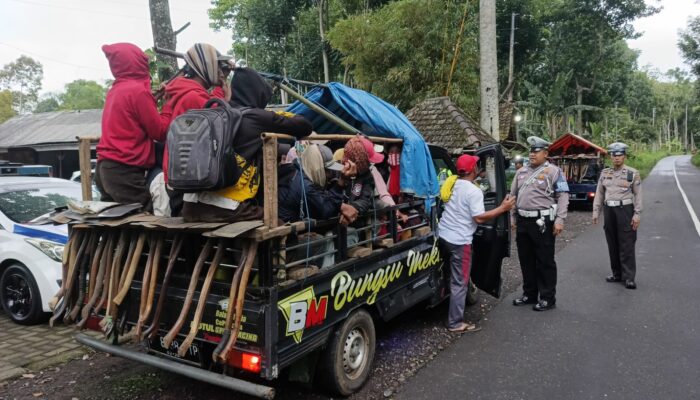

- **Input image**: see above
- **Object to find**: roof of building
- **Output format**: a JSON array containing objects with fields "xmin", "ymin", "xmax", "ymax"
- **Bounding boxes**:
[
  {"xmin": 548, "ymin": 132, "xmax": 607, "ymax": 156},
  {"xmin": 0, "ymin": 109, "xmax": 102, "ymax": 150},
  {"xmin": 405, "ymin": 97, "xmax": 496, "ymax": 155}
]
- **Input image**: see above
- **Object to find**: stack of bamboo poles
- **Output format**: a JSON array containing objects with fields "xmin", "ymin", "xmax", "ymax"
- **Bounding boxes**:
[
  {"xmin": 551, "ymin": 156, "xmax": 597, "ymax": 183},
  {"xmin": 48, "ymin": 226, "xmax": 257, "ymax": 364}
]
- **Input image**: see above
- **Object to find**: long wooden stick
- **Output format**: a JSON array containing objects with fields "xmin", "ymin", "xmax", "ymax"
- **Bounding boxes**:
[
  {"xmin": 219, "ymin": 240, "xmax": 257, "ymax": 363},
  {"xmin": 212, "ymin": 243, "xmax": 249, "ymax": 362},
  {"xmin": 95, "ymin": 231, "xmax": 125, "ymax": 316},
  {"xmin": 135, "ymin": 234, "xmax": 163, "ymax": 339},
  {"xmin": 67, "ymin": 231, "xmax": 103, "ymax": 323},
  {"xmin": 77, "ymin": 232, "xmax": 114, "ymax": 329},
  {"xmin": 48, "ymin": 231, "xmax": 77, "ymax": 311},
  {"xmin": 50, "ymin": 231, "xmax": 89, "ymax": 327},
  {"xmin": 261, "ymin": 132, "xmax": 403, "ymax": 144},
  {"xmin": 179, "ymin": 239, "xmax": 225, "ymax": 357},
  {"xmin": 145, "ymin": 234, "xmax": 184, "ymax": 339},
  {"xmin": 113, "ymin": 232, "xmax": 147, "ymax": 306},
  {"xmin": 162, "ymin": 238, "xmax": 213, "ymax": 348}
]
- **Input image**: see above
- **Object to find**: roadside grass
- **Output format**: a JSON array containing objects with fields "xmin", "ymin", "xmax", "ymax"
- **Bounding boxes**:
[
  {"xmin": 625, "ymin": 151, "xmax": 679, "ymax": 179},
  {"xmin": 692, "ymin": 152, "xmax": 700, "ymax": 169}
]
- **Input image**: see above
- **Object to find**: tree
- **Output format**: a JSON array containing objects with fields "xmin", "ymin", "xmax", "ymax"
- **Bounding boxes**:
[
  {"xmin": 149, "ymin": 0, "xmax": 180, "ymax": 81},
  {"xmin": 34, "ymin": 93, "xmax": 61, "ymax": 113},
  {"xmin": 678, "ymin": 16, "xmax": 700, "ymax": 76},
  {"xmin": 0, "ymin": 90, "xmax": 16, "ymax": 123},
  {"xmin": 0, "ymin": 55, "xmax": 44, "ymax": 114},
  {"xmin": 59, "ymin": 80, "xmax": 106, "ymax": 110}
]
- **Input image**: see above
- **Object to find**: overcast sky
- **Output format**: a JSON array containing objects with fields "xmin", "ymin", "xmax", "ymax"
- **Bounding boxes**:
[{"xmin": 0, "ymin": 0, "xmax": 698, "ymax": 97}]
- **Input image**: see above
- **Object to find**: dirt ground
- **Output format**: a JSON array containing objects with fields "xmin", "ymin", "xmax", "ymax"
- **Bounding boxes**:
[{"xmin": 0, "ymin": 210, "xmax": 593, "ymax": 400}]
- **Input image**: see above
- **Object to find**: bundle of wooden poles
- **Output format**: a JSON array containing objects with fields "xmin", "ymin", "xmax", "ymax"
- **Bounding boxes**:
[
  {"xmin": 48, "ymin": 226, "xmax": 257, "ymax": 364},
  {"xmin": 550, "ymin": 156, "xmax": 596, "ymax": 183}
]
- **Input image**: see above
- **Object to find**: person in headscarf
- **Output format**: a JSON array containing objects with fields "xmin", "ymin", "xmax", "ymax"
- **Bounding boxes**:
[
  {"xmin": 181, "ymin": 67, "xmax": 313, "ymax": 223},
  {"xmin": 95, "ymin": 43, "xmax": 173, "ymax": 211},
  {"xmin": 151, "ymin": 43, "xmax": 232, "ymax": 216}
]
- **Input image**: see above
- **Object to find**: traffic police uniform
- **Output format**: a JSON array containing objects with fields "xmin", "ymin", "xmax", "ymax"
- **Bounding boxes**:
[
  {"xmin": 592, "ymin": 142, "xmax": 642, "ymax": 289},
  {"xmin": 510, "ymin": 136, "xmax": 569, "ymax": 311}
]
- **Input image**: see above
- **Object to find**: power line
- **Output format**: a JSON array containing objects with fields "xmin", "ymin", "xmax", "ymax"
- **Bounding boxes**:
[
  {"xmin": 6, "ymin": 0, "xmax": 149, "ymax": 20},
  {"xmin": 0, "ymin": 42, "xmax": 105, "ymax": 72}
]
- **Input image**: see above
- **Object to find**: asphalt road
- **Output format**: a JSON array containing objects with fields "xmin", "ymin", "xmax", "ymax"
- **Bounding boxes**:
[{"xmin": 398, "ymin": 156, "xmax": 700, "ymax": 400}]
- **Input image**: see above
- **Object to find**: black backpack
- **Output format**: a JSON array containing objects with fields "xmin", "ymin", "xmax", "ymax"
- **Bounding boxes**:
[{"xmin": 166, "ymin": 98, "xmax": 246, "ymax": 192}]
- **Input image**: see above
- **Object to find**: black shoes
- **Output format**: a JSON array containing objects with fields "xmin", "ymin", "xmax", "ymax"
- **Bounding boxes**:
[
  {"xmin": 625, "ymin": 280, "xmax": 637, "ymax": 289},
  {"xmin": 513, "ymin": 295, "xmax": 538, "ymax": 306},
  {"xmin": 605, "ymin": 275, "xmax": 622, "ymax": 283},
  {"xmin": 533, "ymin": 300, "xmax": 556, "ymax": 311}
]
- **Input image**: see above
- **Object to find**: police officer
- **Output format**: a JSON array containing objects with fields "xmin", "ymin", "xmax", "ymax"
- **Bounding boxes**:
[
  {"xmin": 592, "ymin": 142, "xmax": 642, "ymax": 289},
  {"xmin": 511, "ymin": 136, "xmax": 570, "ymax": 311}
]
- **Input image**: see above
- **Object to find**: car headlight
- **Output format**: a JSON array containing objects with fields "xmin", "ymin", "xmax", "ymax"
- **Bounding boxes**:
[{"xmin": 25, "ymin": 238, "xmax": 64, "ymax": 262}]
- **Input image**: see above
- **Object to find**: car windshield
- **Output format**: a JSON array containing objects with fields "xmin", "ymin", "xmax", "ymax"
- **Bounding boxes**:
[{"xmin": 0, "ymin": 185, "xmax": 83, "ymax": 224}]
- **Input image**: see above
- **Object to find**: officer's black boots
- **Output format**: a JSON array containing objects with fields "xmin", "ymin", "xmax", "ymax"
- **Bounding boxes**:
[
  {"xmin": 533, "ymin": 299, "xmax": 556, "ymax": 311},
  {"xmin": 625, "ymin": 280, "xmax": 637, "ymax": 289},
  {"xmin": 512, "ymin": 295, "xmax": 538, "ymax": 306},
  {"xmin": 605, "ymin": 275, "xmax": 622, "ymax": 283}
]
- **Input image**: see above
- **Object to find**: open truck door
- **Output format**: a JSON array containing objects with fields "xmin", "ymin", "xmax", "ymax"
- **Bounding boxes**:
[{"xmin": 470, "ymin": 144, "xmax": 510, "ymax": 298}]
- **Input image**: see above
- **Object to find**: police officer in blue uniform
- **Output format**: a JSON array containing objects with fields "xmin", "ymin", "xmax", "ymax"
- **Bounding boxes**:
[
  {"xmin": 510, "ymin": 137, "xmax": 570, "ymax": 311},
  {"xmin": 592, "ymin": 142, "xmax": 642, "ymax": 289}
]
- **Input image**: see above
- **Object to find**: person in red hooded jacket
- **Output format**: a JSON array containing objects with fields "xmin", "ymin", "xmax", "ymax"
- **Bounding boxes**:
[
  {"xmin": 149, "ymin": 43, "xmax": 232, "ymax": 217},
  {"xmin": 95, "ymin": 43, "xmax": 172, "ymax": 211}
]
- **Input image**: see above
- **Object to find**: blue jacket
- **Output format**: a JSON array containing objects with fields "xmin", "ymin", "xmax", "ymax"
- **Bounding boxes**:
[{"xmin": 278, "ymin": 163, "xmax": 343, "ymax": 223}]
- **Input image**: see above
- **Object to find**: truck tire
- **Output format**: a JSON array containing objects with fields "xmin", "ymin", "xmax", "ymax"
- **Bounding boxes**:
[
  {"xmin": 0, "ymin": 263, "xmax": 47, "ymax": 325},
  {"xmin": 318, "ymin": 309, "xmax": 376, "ymax": 396},
  {"xmin": 466, "ymin": 278, "xmax": 479, "ymax": 306}
]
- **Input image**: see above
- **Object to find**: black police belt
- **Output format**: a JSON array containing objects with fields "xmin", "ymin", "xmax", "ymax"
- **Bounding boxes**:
[
  {"xmin": 605, "ymin": 199, "xmax": 633, "ymax": 207},
  {"xmin": 517, "ymin": 209, "xmax": 552, "ymax": 218}
]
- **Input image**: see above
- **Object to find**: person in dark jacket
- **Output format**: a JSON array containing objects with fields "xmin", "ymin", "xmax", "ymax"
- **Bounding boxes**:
[
  {"xmin": 278, "ymin": 144, "xmax": 343, "ymax": 223},
  {"xmin": 332, "ymin": 136, "xmax": 382, "ymax": 226},
  {"xmin": 182, "ymin": 67, "xmax": 313, "ymax": 222},
  {"xmin": 95, "ymin": 43, "xmax": 172, "ymax": 210}
]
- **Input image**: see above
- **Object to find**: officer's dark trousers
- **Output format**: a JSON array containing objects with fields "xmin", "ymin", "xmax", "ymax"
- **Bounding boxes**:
[
  {"xmin": 603, "ymin": 204, "xmax": 637, "ymax": 280},
  {"xmin": 516, "ymin": 217, "xmax": 557, "ymax": 302}
]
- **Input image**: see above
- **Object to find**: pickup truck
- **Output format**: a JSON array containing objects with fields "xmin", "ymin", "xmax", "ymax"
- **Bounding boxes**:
[{"xmin": 53, "ymin": 83, "xmax": 511, "ymax": 399}]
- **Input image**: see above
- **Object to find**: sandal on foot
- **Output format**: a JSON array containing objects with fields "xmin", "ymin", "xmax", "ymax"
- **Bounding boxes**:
[{"xmin": 448, "ymin": 322, "xmax": 481, "ymax": 333}]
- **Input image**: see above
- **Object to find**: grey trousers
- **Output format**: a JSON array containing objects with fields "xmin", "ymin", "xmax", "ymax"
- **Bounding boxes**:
[{"xmin": 440, "ymin": 239, "xmax": 473, "ymax": 329}]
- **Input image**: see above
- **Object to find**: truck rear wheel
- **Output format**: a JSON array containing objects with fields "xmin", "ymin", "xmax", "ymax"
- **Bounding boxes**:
[{"xmin": 318, "ymin": 309, "xmax": 376, "ymax": 396}]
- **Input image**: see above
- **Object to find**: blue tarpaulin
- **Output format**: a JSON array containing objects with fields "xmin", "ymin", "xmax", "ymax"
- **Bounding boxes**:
[{"xmin": 285, "ymin": 83, "xmax": 438, "ymax": 200}]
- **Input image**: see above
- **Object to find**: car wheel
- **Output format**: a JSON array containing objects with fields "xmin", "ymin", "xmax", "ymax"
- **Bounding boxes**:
[
  {"xmin": 466, "ymin": 278, "xmax": 479, "ymax": 305},
  {"xmin": 318, "ymin": 309, "xmax": 376, "ymax": 396},
  {"xmin": 0, "ymin": 263, "xmax": 47, "ymax": 325}
]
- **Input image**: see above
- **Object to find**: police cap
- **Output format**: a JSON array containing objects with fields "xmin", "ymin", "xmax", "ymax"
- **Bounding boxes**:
[
  {"xmin": 527, "ymin": 136, "xmax": 550, "ymax": 152},
  {"xmin": 608, "ymin": 142, "xmax": 628, "ymax": 156}
]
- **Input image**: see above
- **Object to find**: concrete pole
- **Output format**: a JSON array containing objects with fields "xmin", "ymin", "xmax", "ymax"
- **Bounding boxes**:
[
  {"xmin": 479, "ymin": 0, "xmax": 500, "ymax": 141},
  {"xmin": 508, "ymin": 12, "xmax": 516, "ymax": 103}
]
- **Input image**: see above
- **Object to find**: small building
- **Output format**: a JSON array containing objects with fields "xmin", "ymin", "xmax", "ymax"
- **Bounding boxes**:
[
  {"xmin": 0, "ymin": 110, "xmax": 101, "ymax": 179},
  {"xmin": 405, "ymin": 97, "xmax": 496, "ymax": 156}
]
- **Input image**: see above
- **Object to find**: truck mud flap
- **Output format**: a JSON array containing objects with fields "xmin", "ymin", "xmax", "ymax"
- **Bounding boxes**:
[{"xmin": 74, "ymin": 333, "xmax": 275, "ymax": 399}]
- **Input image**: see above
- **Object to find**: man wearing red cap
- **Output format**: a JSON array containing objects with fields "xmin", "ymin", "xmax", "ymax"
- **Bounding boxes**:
[{"xmin": 438, "ymin": 154, "xmax": 515, "ymax": 332}]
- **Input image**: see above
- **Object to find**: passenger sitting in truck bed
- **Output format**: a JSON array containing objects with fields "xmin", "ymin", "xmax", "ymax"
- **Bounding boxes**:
[
  {"xmin": 95, "ymin": 43, "xmax": 173, "ymax": 211},
  {"xmin": 151, "ymin": 43, "xmax": 233, "ymax": 217},
  {"xmin": 331, "ymin": 136, "xmax": 380, "ymax": 226},
  {"xmin": 182, "ymin": 67, "xmax": 313, "ymax": 223},
  {"xmin": 278, "ymin": 144, "xmax": 344, "ymax": 222}
]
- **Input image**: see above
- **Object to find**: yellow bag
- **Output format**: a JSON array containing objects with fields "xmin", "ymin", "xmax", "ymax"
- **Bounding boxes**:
[{"xmin": 440, "ymin": 175, "xmax": 458, "ymax": 202}]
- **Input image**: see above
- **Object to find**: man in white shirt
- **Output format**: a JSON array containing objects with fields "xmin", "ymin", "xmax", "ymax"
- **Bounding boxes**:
[{"xmin": 438, "ymin": 154, "xmax": 515, "ymax": 332}]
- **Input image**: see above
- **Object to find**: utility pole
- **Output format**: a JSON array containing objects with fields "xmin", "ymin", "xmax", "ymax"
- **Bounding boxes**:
[
  {"xmin": 507, "ymin": 12, "xmax": 517, "ymax": 102},
  {"xmin": 479, "ymin": 0, "xmax": 500, "ymax": 141},
  {"xmin": 685, "ymin": 104, "xmax": 689, "ymax": 152}
]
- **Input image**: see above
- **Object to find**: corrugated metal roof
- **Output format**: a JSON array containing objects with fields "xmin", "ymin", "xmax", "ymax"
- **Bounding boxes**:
[
  {"xmin": 0, "ymin": 109, "xmax": 102, "ymax": 149},
  {"xmin": 405, "ymin": 97, "xmax": 496, "ymax": 155}
]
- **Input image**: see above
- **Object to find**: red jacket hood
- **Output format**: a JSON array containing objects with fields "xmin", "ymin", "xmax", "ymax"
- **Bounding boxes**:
[
  {"xmin": 102, "ymin": 43, "xmax": 150, "ymax": 81},
  {"xmin": 165, "ymin": 76, "xmax": 209, "ymax": 108}
]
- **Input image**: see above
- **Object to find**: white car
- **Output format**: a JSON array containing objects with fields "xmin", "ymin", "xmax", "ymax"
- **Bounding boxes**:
[{"xmin": 0, "ymin": 177, "xmax": 86, "ymax": 325}]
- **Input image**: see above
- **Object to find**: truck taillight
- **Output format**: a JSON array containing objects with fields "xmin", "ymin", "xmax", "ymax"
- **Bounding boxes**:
[
  {"xmin": 226, "ymin": 350, "xmax": 262, "ymax": 373},
  {"xmin": 588, "ymin": 192, "xmax": 595, "ymax": 198}
]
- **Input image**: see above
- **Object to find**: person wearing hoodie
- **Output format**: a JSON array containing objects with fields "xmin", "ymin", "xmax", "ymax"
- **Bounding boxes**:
[
  {"xmin": 95, "ymin": 43, "xmax": 172, "ymax": 210},
  {"xmin": 181, "ymin": 67, "xmax": 313, "ymax": 223},
  {"xmin": 149, "ymin": 43, "xmax": 232, "ymax": 216}
]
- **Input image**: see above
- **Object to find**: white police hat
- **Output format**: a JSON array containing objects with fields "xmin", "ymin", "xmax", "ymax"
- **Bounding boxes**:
[
  {"xmin": 608, "ymin": 142, "xmax": 628, "ymax": 156},
  {"xmin": 527, "ymin": 136, "xmax": 550, "ymax": 152}
]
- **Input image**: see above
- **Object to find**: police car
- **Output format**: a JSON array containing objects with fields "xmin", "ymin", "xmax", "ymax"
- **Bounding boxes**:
[{"xmin": 0, "ymin": 177, "xmax": 86, "ymax": 324}]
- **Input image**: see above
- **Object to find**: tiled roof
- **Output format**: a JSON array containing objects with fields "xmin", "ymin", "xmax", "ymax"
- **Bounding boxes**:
[{"xmin": 405, "ymin": 97, "xmax": 496, "ymax": 155}]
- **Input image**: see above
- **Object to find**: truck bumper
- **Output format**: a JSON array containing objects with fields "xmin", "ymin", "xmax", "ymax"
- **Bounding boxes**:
[{"xmin": 74, "ymin": 334, "xmax": 275, "ymax": 399}]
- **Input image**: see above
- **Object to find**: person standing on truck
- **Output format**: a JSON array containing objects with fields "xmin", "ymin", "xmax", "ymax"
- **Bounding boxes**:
[
  {"xmin": 95, "ymin": 43, "xmax": 173, "ymax": 210},
  {"xmin": 151, "ymin": 43, "xmax": 233, "ymax": 217},
  {"xmin": 181, "ymin": 67, "xmax": 313, "ymax": 222},
  {"xmin": 511, "ymin": 136, "xmax": 569, "ymax": 311},
  {"xmin": 592, "ymin": 142, "xmax": 642, "ymax": 289},
  {"xmin": 438, "ymin": 154, "xmax": 515, "ymax": 332}
]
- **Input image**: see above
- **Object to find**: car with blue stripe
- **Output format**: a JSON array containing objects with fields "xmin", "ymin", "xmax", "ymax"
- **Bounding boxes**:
[{"xmin": 0, "ymin": 177, "xmax": 88, "ymax": 324}]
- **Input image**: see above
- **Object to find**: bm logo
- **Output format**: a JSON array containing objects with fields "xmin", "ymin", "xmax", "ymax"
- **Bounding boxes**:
[{"xmin": 278, "ymin": 287, "xmax": 328, "ymax": 343}]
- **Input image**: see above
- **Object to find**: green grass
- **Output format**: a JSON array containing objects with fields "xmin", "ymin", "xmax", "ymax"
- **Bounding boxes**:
[
  {"xmin": 625, "ymin": 151, "xmax": 679, "ymax": 179},
  {"xmin": 692, "ymin": 152, "xmax": 700, "ymax": 169}
]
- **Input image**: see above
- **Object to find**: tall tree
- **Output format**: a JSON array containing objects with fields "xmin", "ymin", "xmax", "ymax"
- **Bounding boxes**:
[
  {"xmin": 34, "ymin": 93, "xmax": 61, "ymax": 113},
  {"xmin": 0, "ymin": 55, "xmax": 43, "ymax": 114},
  {"xmin": 149, "ymin": 0, "xmax": 179, "ymax": 81},
  {"xmin": 0, "ymin": 90, "xmax": 16, "ymax": 123},
  {"xmin": 59, "ymin": 80, "xmax": 106, "ymax": 110},
  {"xmin": 678, "ymin": 16, "xmax": 700, "ymax": 77}
]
